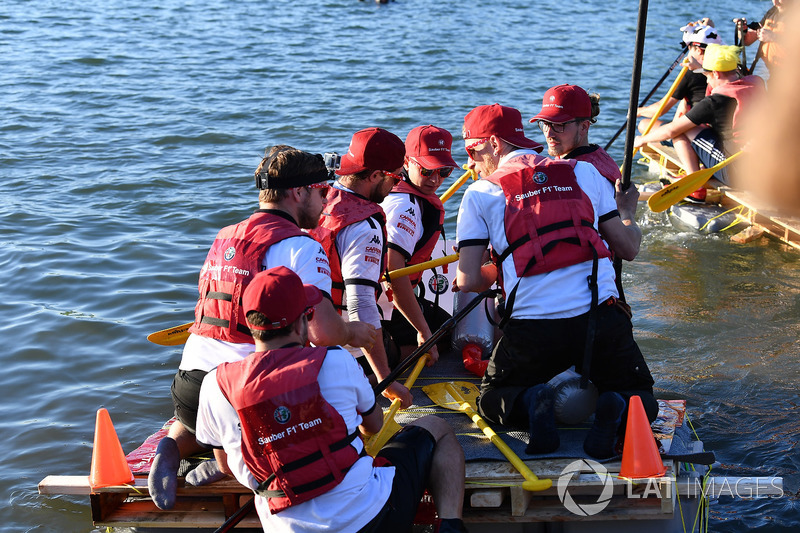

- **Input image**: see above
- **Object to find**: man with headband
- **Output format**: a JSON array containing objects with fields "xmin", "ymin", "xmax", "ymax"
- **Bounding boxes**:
[{"xmin": 149, "ymin": 146, "xmax": 377, "ymax": 510}]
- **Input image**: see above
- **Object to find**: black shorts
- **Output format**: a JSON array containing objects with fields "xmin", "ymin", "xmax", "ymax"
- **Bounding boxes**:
[
  {"xmin": 170, "ymin": 369, "xmax": 208, "ymax": 434},
  {"xmin": 358, "ymin": 425, "xmax": 436, "ymax": 533}
]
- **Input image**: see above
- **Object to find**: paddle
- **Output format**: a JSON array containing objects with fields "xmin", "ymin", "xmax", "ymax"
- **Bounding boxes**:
[
  {"xmin": 439, "ymin": 166, "xmax": 478, "ymax": 203},
  {"xmin": 364, "ymin": 354, "xmax": 429, "ymax": 456},
  {"xmin": 615, "ymin": 0, "xmax": 650, "ymax": 303},
  {"xmin": 214, "ymin": 496, "xmax": 255, "ymax": 532},
  {"xmin": 646, "ymin": 150, "xmax": 744, "ymax": 212},
  {"xmin": 147, "ymin": 253, "xmax": 460, "ymax": 346},
  {"xmin": 604, "ymin": 47, "xmax": 686, "ymax": 151},
  {"xmin": 623, "ymin": 64, "xmax": 688, "ymax": 171},
  {"xmin": 422, "ymin": 381, "xmax": 552, "ymax": 492},
  {"xmin": 374, "ymin": 288, "xmax": 499, "ymax": 396}
]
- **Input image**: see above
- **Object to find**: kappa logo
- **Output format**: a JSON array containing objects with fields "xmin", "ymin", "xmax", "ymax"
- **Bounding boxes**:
[
  {"xmin": 274, "ymin": 406, "xmax": 292, "ymax": 424},
  {"xmin": 405, "ymin": 207, "xmax": 416, "ymax": 217},
  {"xmin": 224, "ymin": 247, "xmax": 236, "ymax": 261},
  {"xmin": 533, "ymin": 172, "xmax": 548, "ymax": 185},
  {"xmin": 369, "ymin": 235, "xmax": 381, "ymax": 244},
  {"xmin": 438, "ymin": 139, "xmax": 445, "ymax": 146},
  {"xmin": 557, "ymin": 459, "xmax": 614, "ymax": 516}
]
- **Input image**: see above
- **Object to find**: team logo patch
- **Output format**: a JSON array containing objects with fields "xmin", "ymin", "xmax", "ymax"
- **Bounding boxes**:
[
  {"xmin": 428, "ymin": 274, "xmax": 449, "ymax": 295},
  {"xmin": 274, "ymin": 406, "xmax": 291, "ymax": 424},
  {"xmin": 224, "ymin": 246, "xmax": 236, "ymax": 261},
  {"xmin": 533, "ymin": 172, "xmax": 548, "ymax": 185}
]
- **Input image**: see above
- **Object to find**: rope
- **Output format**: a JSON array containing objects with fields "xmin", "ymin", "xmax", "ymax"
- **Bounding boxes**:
[{"xmin": 698, "ymin": 204, "xmax": 745, "ymax": 232}]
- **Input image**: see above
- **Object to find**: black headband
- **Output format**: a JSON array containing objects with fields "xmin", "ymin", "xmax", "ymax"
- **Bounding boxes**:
[{"xmin": 255, "ymin": 152, "xmax": 331, "ymax": 190}]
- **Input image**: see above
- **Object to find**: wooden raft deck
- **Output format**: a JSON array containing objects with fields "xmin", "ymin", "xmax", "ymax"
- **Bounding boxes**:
[
  {"xmin": 39, "ymin": 457, "xmax": 712, "ymax": 529},
  {"xmin": 638, "ymin": 143, "xmax": 800, "ymax": 250}
]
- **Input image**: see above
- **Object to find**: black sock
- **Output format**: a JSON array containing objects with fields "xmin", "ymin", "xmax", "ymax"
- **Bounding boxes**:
[
  {"xmin": 584, "ymin": 392, "xmax": 625, "ymax": 459},
  {"xmin": 523, "ymin": 384, "xmax": 559, "ymax": 455}
]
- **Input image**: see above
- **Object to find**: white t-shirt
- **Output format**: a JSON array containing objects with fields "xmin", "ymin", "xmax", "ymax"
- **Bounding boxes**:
[
  {"xmin": 195, "ymin": 346, "xmax": 394, "ymax": 533},
  {"xmin": 179, "ymin": 235, "xmax": 332, "ymax": 372},
  {"xmin": 456, "ymin": 151, "xmax": 619, "ymax": 319},
  {"xmin": 333, "ymin": 183, "xmax": 384, "ymax": 329},
  {"xmin": 381, "ymin": 191, "xmax": 424, "ymax": 260}
]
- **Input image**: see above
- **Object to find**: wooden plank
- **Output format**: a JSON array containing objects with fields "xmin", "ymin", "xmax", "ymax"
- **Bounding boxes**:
[
  {"xmin": 39, "ymin": 475, "xmax": 252, "ymax": 496},
  {"xmin": 94, "ymin": 498, "xmax": 261, "ymax": 528}
]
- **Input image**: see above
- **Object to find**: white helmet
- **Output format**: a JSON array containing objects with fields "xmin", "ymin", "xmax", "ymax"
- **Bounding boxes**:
[{"xmin": 680, "ymin": 24, "xmax": 724, "ymax": 46}]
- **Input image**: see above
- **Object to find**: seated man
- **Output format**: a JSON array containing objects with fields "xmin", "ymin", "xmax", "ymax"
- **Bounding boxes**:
[
  {"xmin": 148, "ymin": 147, "xmax": 377, "ymax": 510},
  {"xmin": 196, "ymin": 266, "xmax": 468, "ymax": 533},
  {"xmin": 457, "ymin": 104, "xmax": 657, "ymax": 459},
  {"xmin": 634, "ymin": 44, "xmax": 765, "ymax": 199},
  {"xmin": 530, "ymin": 84, "xmax": 620, "ymax": 189},
  {"xmin": 381, "ymin": 125, "xmax": 458, "ymax": 365},
  {"xmin": 636, "ymin": 24, "xmax": 723, "ymax": 134}
]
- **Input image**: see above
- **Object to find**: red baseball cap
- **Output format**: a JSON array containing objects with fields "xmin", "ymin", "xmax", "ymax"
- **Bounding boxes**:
[
  {"xmin": 242, "ymin": 266, "xmax": 323, "ymax": 331},
  {"xmin": 336, "ymin": 127, "xmax": 406, "ymax": 176},
  {"xmin": 530, "ymin": 84, "xmax": 591, "ymax": 124},
  {"xmin": 405, "ymin": 125, "xmax": 459, "ymax": 169},
  {"xmin": 463, "ymin": 104, "xmax": 543, "ymax": 152}
]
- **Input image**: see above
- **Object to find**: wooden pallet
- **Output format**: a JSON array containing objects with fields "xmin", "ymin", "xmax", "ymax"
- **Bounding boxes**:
[{"xmin": 637, "ymin": 143, "xmax": 800, "ymax": 249}]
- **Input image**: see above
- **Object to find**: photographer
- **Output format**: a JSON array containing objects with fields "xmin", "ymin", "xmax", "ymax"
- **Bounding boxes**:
[{"xmin": 734, "ymin": 0, "xmax": 790, "ymax": 76}]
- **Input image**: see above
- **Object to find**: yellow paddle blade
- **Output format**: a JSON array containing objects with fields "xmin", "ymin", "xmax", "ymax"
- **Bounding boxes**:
[
  {"xmin": 647, "ymin": 150, "xmax": 744, "ymax": 213},
  {"xmin": 422, "ymin": 381, "xmax": 480, "ymax": 412},
  {"xmin": 364, "ymin": 355, "xmax": 430, "ymax": 457},
  {"xmin": 147, "ymin": 322, "xmax": 193, "ymax": 346}
]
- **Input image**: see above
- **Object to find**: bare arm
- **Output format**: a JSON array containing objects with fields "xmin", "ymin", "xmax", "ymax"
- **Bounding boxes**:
[
  {"xmin": 634, "ymin": 114, "xmax": 696, "ymax": 147},
  {"xmin": 308, "ymin": 298, "xmax": 377, "ymax": 349},
  {"xmin": 638, "ymin": 96, "xmax": 679, "ymax": 118},
  {"xmin": 385, "ymin": 248, "xmax": 438, "ymax": 364},
  {"xmin": 212, "ymin": 448, "xmax": 232, "ymax": 476},
  {"xmin": 359, "ymin": 405, "xmax": 384, "ymax": 436},
  {"xmin": 455, "ymin": 245, "xmax": 497, "ymax": 293},
  {"xmin": 599, "ymin": 181, "xmax": 642, "ymax": 261}
]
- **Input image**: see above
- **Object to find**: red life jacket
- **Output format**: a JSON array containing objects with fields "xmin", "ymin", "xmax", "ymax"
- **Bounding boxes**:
[
  {"xmin": 216, "ymin": 345, "xmax": 361, "ymax": 514},
  {"xmin": 485, "ymin": 154, "xmax": 611, "ymax": 286},
  {"xmin": 309, "ymin": 187, "xmax": 386, "ymax": 313},
  {"xmin": 386, "ymin": 180, "xmax": 445, "ymax": 287},
  {"xmin": 189, "ymin": 211, "xmax": 310, "ymax": 343},
  {"xmin": 567, "ymin": 145, "xmax": 620, "ymax": 186},
  {"xmin": 711, "ymin": 75, "xmax": 765, "ymax": 147}
]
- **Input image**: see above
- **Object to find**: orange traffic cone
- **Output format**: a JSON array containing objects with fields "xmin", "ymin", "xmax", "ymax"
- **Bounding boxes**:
[
  {"xmin": 89, "ymin": 408, "xmax": 134, "ymax": 489},
  {"xmin": 619, "ymin": 395, "xmax": 666, "ymax": 479}
]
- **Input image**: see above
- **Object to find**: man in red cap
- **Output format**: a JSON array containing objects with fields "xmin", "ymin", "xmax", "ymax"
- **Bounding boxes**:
[
  {"xmin": 196, "ymin": 266, "xmax": 468, "ymax": 533},
  {"xmin": 310, "ymin": 128, "xmax": 413, "ymax": 409},
  {"xmin": 381, "ymin": 125, "xmax": 459, "ymax": 365},
  {"xmin": 456, "ymin": 104, "xmax": 657, "ymax": 459},
  {"xmin": 149, "ymin": 146, "xmax": 377, "ymax": 510},
  {"xmin": 530, "ymin": 84, "xmax": 621, "ymax": 188}
]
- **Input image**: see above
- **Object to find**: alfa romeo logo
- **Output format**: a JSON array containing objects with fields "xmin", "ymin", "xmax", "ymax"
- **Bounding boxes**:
[
  {"xmin": 428, "ymin": 274, "xmax": 449, "ymax": 295},
  {"xmin": 557, "ymin": 459, "xmax": 614, "ymax": 516},
  {"xmin": 533, "ymin": 172, "xmax": 548, "ymax": 185},
  {"xmin": 273, "ymin": 406, "xmax": 291, "ymax": 424},
  {"xmin": 224, "ymin": 246, "xmax": 236, "ymax": 261}
]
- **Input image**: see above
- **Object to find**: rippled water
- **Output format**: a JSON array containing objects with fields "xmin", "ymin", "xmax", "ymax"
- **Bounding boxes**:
[{"xmin": 3, "ymin": 0, "xmax": 798, "ymax": 531}]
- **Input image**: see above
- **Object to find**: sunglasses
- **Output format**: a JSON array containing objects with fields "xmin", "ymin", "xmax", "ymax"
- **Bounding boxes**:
[
  {"xmin": 536, "ymin": 119, "xmax": 582, "ymax": 134},
  {"xmin": 465, "ymin": 138, "xmax": 489, "ymax": 159},
  {"xmin": 382, "ymin": 170, "xmax": 404, "ymax": 183},
  {"xmin": 303, "ymin": 306, "xmax": 315, "ymax": 321},
  {"xmin": 410, "ymin": 159, "xmax": 454, "ymax": 178}
]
